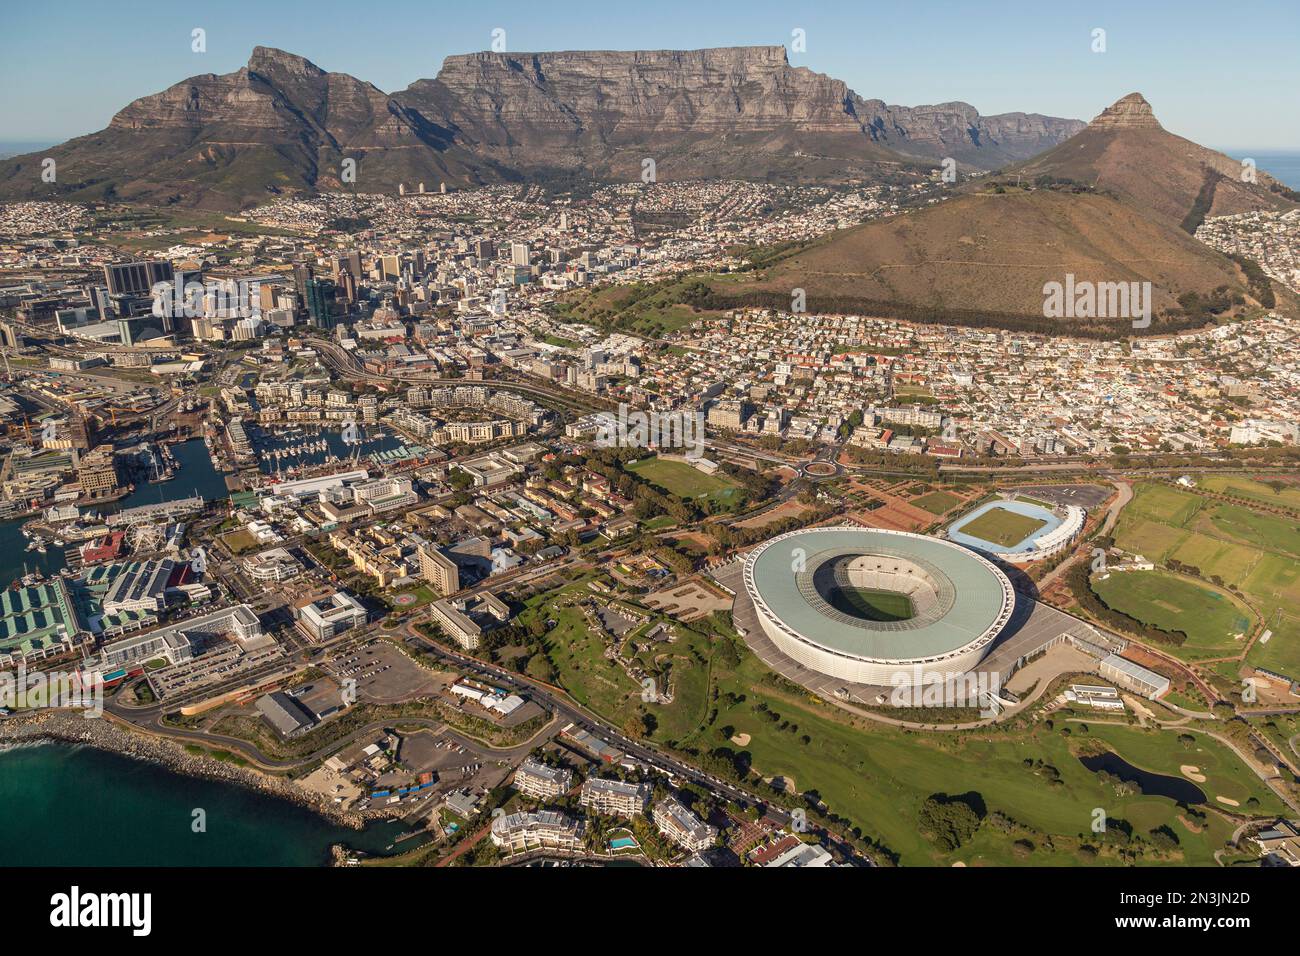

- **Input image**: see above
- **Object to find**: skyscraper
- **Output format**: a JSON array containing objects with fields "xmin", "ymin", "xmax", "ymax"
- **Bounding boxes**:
[
  {"xmin": 304, "ymin": 278, "xmax": 337, "ymax": 330},
  {"xmin": 102, "ymin": 260, "xmax": 172, "ymax": 297}
]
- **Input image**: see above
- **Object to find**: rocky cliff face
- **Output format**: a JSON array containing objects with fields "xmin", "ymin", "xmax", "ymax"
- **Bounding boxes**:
[
  {"xmin": 396, "ymin": 47, "xmax": 1083, "ymax": 180},
  {"xmin": 0, "ymin": 45, "xmax": 1085, "ymax": 209},
  {"xmin": 855, "ymin": 98, "xmax": 1086, "ymax": 167},
  {"xmin": 394, "ymin": 47, "xmax": 904, "ymax": 182},
  {"xmin": 1087, "ymin": 92, "xmax": 1162, "ymax": 130}
]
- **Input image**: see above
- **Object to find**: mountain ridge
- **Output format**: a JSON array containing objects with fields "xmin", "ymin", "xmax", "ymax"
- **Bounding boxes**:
[{"xmin": 0, "ymin": 45, "xmax": 1085, "ymax": 210}]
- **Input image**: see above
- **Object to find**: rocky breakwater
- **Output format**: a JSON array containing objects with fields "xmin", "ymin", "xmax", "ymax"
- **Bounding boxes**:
[{"xmin": 0, "ymin": 709, "xmax": 367, "ymax": 831}]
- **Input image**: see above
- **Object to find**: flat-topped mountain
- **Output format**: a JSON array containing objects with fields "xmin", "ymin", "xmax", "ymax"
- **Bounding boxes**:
[{"xmin": 0, "ymin": 46, "xmax": 1084, "ymax": 209}]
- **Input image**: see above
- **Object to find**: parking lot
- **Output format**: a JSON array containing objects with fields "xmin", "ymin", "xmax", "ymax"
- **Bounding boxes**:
[
  {"xmin": 324, "ymin": 639, "xmax": 444, "ymax": 703},
  {"xmin": 1009, "ymin": 483, "xmax": 1113, "ymax": 509}
]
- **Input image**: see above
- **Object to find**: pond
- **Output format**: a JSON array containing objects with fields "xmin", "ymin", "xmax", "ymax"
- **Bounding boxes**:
[{"xmin": 1078, "ymin": 751, "xmax": 1207, "ymax": 805}]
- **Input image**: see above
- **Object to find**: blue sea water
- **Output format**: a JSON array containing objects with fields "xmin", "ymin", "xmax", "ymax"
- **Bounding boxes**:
[{"xmin": 1220, "ymin": 150, "xmax": 1300, "ymax": 191}]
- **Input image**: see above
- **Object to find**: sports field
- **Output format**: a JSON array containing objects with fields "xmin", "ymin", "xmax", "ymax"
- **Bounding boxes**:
[
  {"xmin": 827, "ymin": 586, "xmax": 915, "ymax": 622},
  {"xmin": 1125, "ymin": 482, "xmax": 1205, "ymax": 526},
  {"xmin": 911, "ymin": 490, "xmax": 964, "ymax": 515},
  {"xmin": 1197, "ymin": 474, "xmax": 1300, "ymax": 512},
  {"xmin": 955, "ymin": 505, "xmax": 1047, "ymax": 547},
  {"xmin": 1111, "ymin": 481, "xmax": 1300, "ymax": 680},
  {"xmin": 1090, "ymin": 569, "xmax": 1255, "ymax": 661},
  {"xmin": 626, "ymin": 456, "xmax": 741, "ymax": 504}
]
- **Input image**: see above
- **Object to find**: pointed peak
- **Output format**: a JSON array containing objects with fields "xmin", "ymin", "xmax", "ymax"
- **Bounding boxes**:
[
  {"xmin": 248, "ymin": 46, "xmax": 325, "ymax": 77},
  {"xmin": 1089, "ymin": 92, "xmax": 1161, "ymax": 130}
]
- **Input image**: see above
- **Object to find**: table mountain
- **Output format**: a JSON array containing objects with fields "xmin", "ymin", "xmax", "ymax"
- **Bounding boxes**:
[{"xmin": 0, "ymin": 46, "xmax": 1084, "ymax": 210}]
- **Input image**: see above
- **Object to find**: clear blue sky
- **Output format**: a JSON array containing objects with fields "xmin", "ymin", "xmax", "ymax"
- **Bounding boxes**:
[{"xmin": 2, "ymin": 0, "xmax": 1297, "ymax": 149}]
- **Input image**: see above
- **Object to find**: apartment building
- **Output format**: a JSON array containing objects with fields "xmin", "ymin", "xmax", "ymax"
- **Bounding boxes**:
[
  {"xmin": 417, "ymin": 542, "xmax": 460, "ymax": 595},
  {"xmin": 580, "ymin": 776, "xmax": 652, "ymax": 817},
  {"xmin": 513, "ymin": 758, "xmax": 574, "ymax": 800},
  {"xmin": 490, "ymin": 810, "xmax": 583, "ymax": 854},
  {"xmin": 652, "ymin": 796, "xmax": 717, "ymax": 852}
]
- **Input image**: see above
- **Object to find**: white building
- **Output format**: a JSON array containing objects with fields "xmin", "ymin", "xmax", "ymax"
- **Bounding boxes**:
[
  {"xmin": 580, "ymin": 776, "xmax": 652, "ymax": 817},
  {"xmin": 513, "ymin": 758, "xmax": 573, "ymax": 800},
  {"xmin": 490, "ymin": 810, "xmax": 583, "ymax": 854},
  {"xmin": 652, "ymin": 796, "xmax": 716, "ymax": 852}
]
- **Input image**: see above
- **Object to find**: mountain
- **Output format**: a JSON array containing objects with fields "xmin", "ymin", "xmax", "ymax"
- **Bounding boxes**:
[
  {"xmin": 392, "ymin": 47, "xmax": 1083, "ymax": 181},
  {"xmin": 1012, "ymin": 93, "xmax": 1300, "ymax": 230},
  {"xmin": 392, "ymin": 47, "xmax": 912, "ymax": 184},
  {"xmin": 0, "ymin": 47, "xmax": 495, "ymax": 209},
  {"xmin": 0, "ymin": 46, "xmax": 1083, "ymax": 210},
  {"xmin": 853, "ymin": 100, "xmax": 1085, "ymax": 169},
  {"xmin": 701, "ymin": 186, "xmax": 1284, "ymax": 335},
  {"xmin": 675, "ymin": 92, "xmax": 1297, "ymax": 336}
]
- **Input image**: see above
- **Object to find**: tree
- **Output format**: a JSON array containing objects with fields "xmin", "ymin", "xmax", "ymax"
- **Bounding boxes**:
[
  {"xmin": 917, "ymin": 793, "xmax": 983, "ymax": 851},
  {"xmin": 623, "ymin": 713, "xmax": 650, "ymax": 739}
]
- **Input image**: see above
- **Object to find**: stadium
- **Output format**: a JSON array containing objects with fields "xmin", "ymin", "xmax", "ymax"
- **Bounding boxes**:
[
  {"xmin": 944, "ymin": 498, "xmax": 1086, "ymax": 564},
  {"xmin": 741, "ymin": 526, "xmax": 1016, "ymax": 686}
]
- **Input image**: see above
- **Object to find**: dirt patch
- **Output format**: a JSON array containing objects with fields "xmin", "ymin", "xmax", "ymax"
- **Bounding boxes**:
[{"xmin": 762, "ymin": 774, "xmax": 796, "ymax": 794}]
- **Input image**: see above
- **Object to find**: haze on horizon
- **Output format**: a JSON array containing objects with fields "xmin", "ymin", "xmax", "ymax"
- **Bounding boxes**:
[{"xmin": 2, "ymin": 0, "xmax": 1297, "ymax": 150}]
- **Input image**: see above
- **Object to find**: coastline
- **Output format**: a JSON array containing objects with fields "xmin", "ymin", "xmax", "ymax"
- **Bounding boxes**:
[{"xmin": 0, "ymin": 710, "xmax": 368, "ymax": 837}]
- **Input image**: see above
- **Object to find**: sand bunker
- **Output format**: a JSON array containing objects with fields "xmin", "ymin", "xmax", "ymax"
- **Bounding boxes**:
[
  {"xmin": 1180, "ymin": 765, "xmax": 1207, "ymax": 782},
  {"xmin": 1215, "ymin": 795, "xmax": 1241, "ymax": 807},
  {"xmin": 731, "ymin": 733, "xmax": 751, "ymax": 746}
]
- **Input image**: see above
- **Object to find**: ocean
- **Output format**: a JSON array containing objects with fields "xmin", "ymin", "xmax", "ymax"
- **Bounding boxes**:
[
  {"xmin": 1220, "ymin": 150, "xmax": 1300, "ymax": 191},
  {"xmin": 0, "ymin": 742, "xmax": 406, "ymax": 866}
]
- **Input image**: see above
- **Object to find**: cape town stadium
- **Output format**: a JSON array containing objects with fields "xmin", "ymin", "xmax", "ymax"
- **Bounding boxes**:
[{"xmin": 742, "ymin": 527, "xmax": 1016, "ymax": 686}]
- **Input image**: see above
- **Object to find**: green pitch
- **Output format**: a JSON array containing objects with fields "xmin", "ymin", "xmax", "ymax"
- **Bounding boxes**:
[{"xmin": 957, "ymin": 506, "xmax": 1048, "ymax": 547}]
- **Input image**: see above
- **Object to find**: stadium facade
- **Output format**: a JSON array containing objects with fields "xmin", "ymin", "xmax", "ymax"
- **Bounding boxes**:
[{"xmin": 742, "ymin": 526, "xmax": 1015, "ymax": 686}]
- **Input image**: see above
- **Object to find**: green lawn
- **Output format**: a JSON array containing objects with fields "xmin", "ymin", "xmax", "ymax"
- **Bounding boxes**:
[
  {"xmin": 1113, "ymin": 482, "xmax": 1300, "ymax": 681},
  {"xmin": 828, "ymin": 586, "xmax": 915, "ymax": 622},
  {"xmin": 517, "ymin": 579, "xmax": 714, "ymax": 743},
  {"xmin": 1197, "ymin": 474, "xmax": 1300, "ymax": 511},
  {"xmin": 911, "ymin": 490, "xmax": 964, "ymax": 515},
  {"xmin": 627, "ymin": 456, "xmax": 741, "ymax": 504},
  {"xmin": 954, "ymin": 506, "xmax": 1048, "ymax": 547},
  {"xmin": 1090, "ymin": 570, "xmax": 1255, "ymax": 661},
  {"xmin": 685, "ymin": 638, "xmax": 1281, "ymax": 865}
]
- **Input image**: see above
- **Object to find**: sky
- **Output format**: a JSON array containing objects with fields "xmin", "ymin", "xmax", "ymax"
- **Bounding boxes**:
[{"xmin": 2, "ymin": 0, "xmax": 1297, "ymax": 149}]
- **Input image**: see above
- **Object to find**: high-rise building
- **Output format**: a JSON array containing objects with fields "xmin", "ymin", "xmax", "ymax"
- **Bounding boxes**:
[
  {"xmin": 510, "ymin": 242, "xmax": 530, "ymax": 267},
  {"xmin": 418, "ymin": 543, "xmax": 460, "ymax": 595},
  {"xmin": 103, "ymin": 260, "xmax": 171, "ymax": 297},
  {"xmin": 292, "ymin": 262, "xmax": 314, "ymax": 310},
  {"xmin": 304, "ymin": 278, "xmax": 336, "ymax": 330},
  {"xmin": 332, "ymin": 251, "xmax": 363, "ymax": 284}
]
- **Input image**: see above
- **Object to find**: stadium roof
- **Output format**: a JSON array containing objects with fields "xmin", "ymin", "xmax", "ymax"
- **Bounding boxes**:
[{"xmin": 747, "ymin": 527, "xmax": 1011, "ymax": 661}]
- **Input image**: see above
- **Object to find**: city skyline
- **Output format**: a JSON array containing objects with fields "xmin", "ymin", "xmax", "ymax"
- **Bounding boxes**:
[{"xmin": 3, "ymin": 0, "xmax": 1298, "ymax": 148}]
